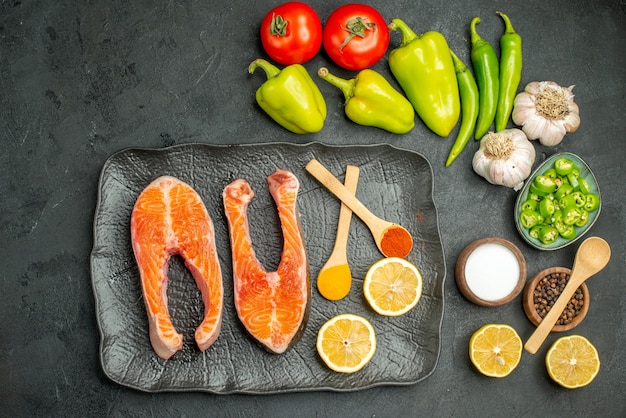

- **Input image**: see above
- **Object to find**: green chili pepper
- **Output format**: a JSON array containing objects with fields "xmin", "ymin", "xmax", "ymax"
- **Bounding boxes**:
[
  {"xmin": 249, "ymin": 59, "xmax": 326, "ymax": 134},
  {"xmin": 529, "ymin": 224, "xmax": 544, "ymax": 239},
  {"xmin": 577, "ymin": 177, "xmax": 591, "ymax": 194},
  {"xmin": 575, "ymin": 209, "xmax": 589, "ymax": 227},
  {"xmin": 446, "ymin": 50, "xmax": 479, "ymax": 166},
  {"xmin": 554, "ymin": 157, "xmax": 575, "ymax": 176},
  {"xmin": 559, "ymin": 224, "xmax": 577, "ymax": 240},
  {"xmin": 543, "ymin": 168, "xmax": 558, "ymax": 179},
  {"xmin": 562, "ymin": 205, "xmax": 583, "ymax": 225},
  {"xmin": 584, "ymin": 194, "xmax": 600, "ymax": 211},
  {"xmin": 521, "ymin": 199, "xmax": 538, "ymax": 212},
  {"xmin": 520, "ymin": 209, "xmax": 542, "ymax": 229},
  {"xmin": 559, "ymin": 192, "xmax": 585, "ymax": 209},
  {"xmin": 532, "ymin": 175, "xmax": 558, "ymax": 194},
  {"xmin": 494, "ymin": 12, "xmax": 522, "ymax": 132},
  {"xmin": 555, "ymin": 183, "xmax": 574, "ymax": 200},
  {"xmin": 388, "ymin": 18, "xmax": 460, "ymax": 137},
  {"xmin": 539, "ymin": 225, "xmax": 559, "ymax": 244},
  {"xmin": 470, "ymin": 17, "xmax": 499, "ymax": 139},
  {"xmin": 539, "ymin": 197, "xmax": 556, "ymax": 219},
  {"xmin": 567, "ymin": 172, "xmax": 579, "ymax": 189},
  {"xmin": 317, "ymin": 67, "xmax": 415, "ymax": 134}
]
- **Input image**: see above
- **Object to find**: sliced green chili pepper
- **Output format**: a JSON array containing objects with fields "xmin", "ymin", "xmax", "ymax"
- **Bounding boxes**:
[
  {"xmin": 559, "ymin": 224, "xmax": 577, "ymax": 240},
  {"xmin": 539, "ymin": 225, "xmax": 559, "ymax": 244},
  {"xmin": 566, "ymin": 168, "xmax": 580, "ymax": 189},
  {"xmin": 520, "ymin": 209, "xmax": 541, "ymax": 229},
  {"xmin": 554, "ymin": 157, "xmax": 575, "ymax": 176},
  {"xmin": 584, "ymin": 193, "xmax": 600, "ymax": 211},
  {"xmin": 521, "ymin": 199, "xmax": 538, "ymax": 211},
  {"xmin": 543, "ymin": 168, "xmax": 558, "ymax": 179},
  {"xmin": 575, "ymin": 209, "xmax": 589, "ymax": 227},
  {"xmin": 562, "ymin": 205, "xmax": 583, "ymax": 225},
  {"xmin": 555, "ymin": 183, "xmax": 574, "ymax": 200},
  {"xmin": 470, "ymin": 17, "xmax": 499, "ymax": 139},
  {"xmin": 529, "ymin": 224, "xmax": 543, "ymax": 239},
  {"xmin": 532, "ymin": 175, "xmax": 558, "ymax": 194},
  {"xmin": 388, "ymin": 19, "xmax": 460, "ymax": 137},
  {"xmin": 550, "ymin": 210, "xmax": 563, "ymax": 227},
  {"xmin": 539, "ymin": 197, "xmax": 556, "ymax": 219},
  {"xmin": 559, "ymin": 192, "xmax": 584, "ymax": 209},
  {"xmin": 446, "ymin": 49, "xmax": 479, "ymax": 166},
  {"xmin": 577, "ymin": 177, "xmax": 591, "ymax": 194},
  {"xmin": 494, "ymin": 11, "xmax": 522, "ymax": 132},
  {"xmin": 249, "ymin": 59, "xmax": 326, "ymax": 134},
  {"xmin": 317, "ymin": 67, "xmax": 415, "ymax": 134}
]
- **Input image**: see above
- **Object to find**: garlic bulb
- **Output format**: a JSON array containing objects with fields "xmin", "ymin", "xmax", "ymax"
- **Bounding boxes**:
[
  {"xmin": 512, "ymin": 81, "xmax": 580, "ymax": 146},
  {"xmin": 472, "ymin": 129, "xmax": 536, "ymax": 190}
]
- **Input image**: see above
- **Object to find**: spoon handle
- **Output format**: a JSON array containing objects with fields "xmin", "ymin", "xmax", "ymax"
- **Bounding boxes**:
[
  {"xmin": 524, "ymin": 275, "xmax": 582, "ymax": 354},
  {"xmin": 305, "ymin": 159, "xmax": 388, "ymax": 235},
  {"xmin": 330, "ymin": 165, "xmax": 360, "ymax": 256},
  {"xmin": 524, "ymin": 236, "xmax": 611, "ymax": 354}
]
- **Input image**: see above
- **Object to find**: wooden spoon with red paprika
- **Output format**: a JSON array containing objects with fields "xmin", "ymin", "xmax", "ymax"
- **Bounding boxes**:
[{"xmin": 305, "ymin": 159, "xmax": 413, "ymax": 258}]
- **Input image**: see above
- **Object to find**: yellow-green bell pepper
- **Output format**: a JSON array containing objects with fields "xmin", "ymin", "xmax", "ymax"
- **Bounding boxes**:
[
  {"xmin": 249, "ymin": 58, "xmax": 326, "ymax": 134},
  {"xmin": 388, "ymin": 19, "xmax": 460, "ymax": 137},
  {"xmin": 317, "ymin": 67, "xmax": 415, "ymax": 134}
]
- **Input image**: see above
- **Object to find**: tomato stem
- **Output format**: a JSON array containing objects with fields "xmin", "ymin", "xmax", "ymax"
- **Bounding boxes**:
[
  {"xmin": 270, "ymin": 13, "xmax": 288, "ymax": 37},
  {"xmin": 339, "ymin": 17, "xmax": 376, "ymax": 51}
]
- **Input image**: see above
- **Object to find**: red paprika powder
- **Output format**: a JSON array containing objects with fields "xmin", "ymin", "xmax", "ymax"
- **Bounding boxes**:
[{"xmin": 380, "ymin": 226, "xmax": 412, "ymax": 258}]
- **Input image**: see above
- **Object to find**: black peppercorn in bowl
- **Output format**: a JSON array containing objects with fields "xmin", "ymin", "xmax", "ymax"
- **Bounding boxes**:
[{"xmin": 523, "ymin": 267, "xmax": 589, "ymax": 332}]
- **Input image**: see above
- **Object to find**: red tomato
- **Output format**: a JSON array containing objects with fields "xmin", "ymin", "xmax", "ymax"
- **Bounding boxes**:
[
  {"xmin": 260, "ymin": 2, "xmax": 322, "ymax": 65},
  {"xmin": 323, "ymin": 4, "xmax": 390, "ymax": 71}
]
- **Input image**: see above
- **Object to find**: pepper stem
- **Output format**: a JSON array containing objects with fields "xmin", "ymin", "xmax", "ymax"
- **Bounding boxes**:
[
  {"xmin": 449, "ymin": 49, "xmax": 468, "ymax": 75},
  {"xmin": 496, "ymin": 11, "xmax": 516, "ymax": 35},
  {"xmin": 248, "ymin": 58, "xmax": 281, "ymax": 79},
  {"xmin": 388, "ymin": 18, "xmax": 418, "ymax": 47},
  {"xmin": 318, "ymin": 67, "xmax": 356, "ymax": 101},
  {"xmin": 470, "ymin": 17, "xmax": 488, "ymax": 47}
]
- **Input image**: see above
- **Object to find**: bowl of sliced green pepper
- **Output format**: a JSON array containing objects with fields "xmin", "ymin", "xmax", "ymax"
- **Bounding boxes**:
[{"xmin": 515, "ymin": 152, "xmax": 601, "ymax": 250}]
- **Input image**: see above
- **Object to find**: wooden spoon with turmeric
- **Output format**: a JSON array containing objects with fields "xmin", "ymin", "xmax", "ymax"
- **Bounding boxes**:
[{"xmin": 316, "ymin": 165, "xmax": 359, "ymax": 301}]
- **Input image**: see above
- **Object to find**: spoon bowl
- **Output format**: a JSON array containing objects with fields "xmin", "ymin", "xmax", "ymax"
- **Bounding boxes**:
[{"xmin": 524, "ymin": 236, "xmax": 611, "ymax": 354}]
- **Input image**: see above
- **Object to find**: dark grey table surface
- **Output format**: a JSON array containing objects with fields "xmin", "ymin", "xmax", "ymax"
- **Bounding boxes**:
[{"xmin": 2, "ymin": 0, "xmax": 625, "ymax": 416}]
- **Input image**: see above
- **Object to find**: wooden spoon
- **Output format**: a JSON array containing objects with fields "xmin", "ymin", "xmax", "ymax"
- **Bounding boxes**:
[
  {"xmin": 316, "ymin": 165, "xmax": 360, "ymax": 301},
  {"xmin": 305, "ymin": 159, "xmax": 413, "ymax": 258},
  {"xmin": 524, "ymin": 236, "xmax": 611, "ymax": 354}
]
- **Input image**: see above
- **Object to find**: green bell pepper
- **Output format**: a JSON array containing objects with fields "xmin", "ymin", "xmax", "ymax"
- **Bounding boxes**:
[
  {"xmin": 388, "ymin": 19, "xmax": 460, "ymax": 137},
  {"xmin": 317, "ymin": 67, "xmax": 415, "ymax": 134},
  {"xmin": 249, "ymin": 59, "xmax": 326, "ymax": 134}
]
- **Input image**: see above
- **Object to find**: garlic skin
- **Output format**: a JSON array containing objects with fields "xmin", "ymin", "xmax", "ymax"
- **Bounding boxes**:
[
  {"xmin": 472, "ymin": 129, "xmax": 536, "ymax": 190},
  {"xmin": 512, "ymin": 81, "xmax": 580, "ymax": 146}
]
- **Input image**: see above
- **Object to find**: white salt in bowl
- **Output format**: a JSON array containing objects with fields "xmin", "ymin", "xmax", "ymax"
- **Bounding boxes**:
[{"xmin": 455, "ymin": 237, "xmax": 527, "ymax": 307}]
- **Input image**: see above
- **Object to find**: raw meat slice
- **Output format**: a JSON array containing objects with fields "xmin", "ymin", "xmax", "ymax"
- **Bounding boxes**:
[
  {"xmin": 130, "ymin": 176, "xmax": 223, "ymax": 360},
  {"xmin": 223, "ymin": 169, "xmax": 310, "ymax": 354}
]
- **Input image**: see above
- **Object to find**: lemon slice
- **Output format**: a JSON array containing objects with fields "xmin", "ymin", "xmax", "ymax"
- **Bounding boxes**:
[
  {"xmin": 316, "ymin": 313, "xmax": 376, "ymax": 373},
  {"xmin": 546, "ymin": 335, "xmax": 600, "ymax": 389},
  {"xmin": 363, "ymin": 257, "xmax": 423, "ymax": 316},
  {"xmin": 469, "ymin": 324, "xmax": 522, "ymax": 378}
]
